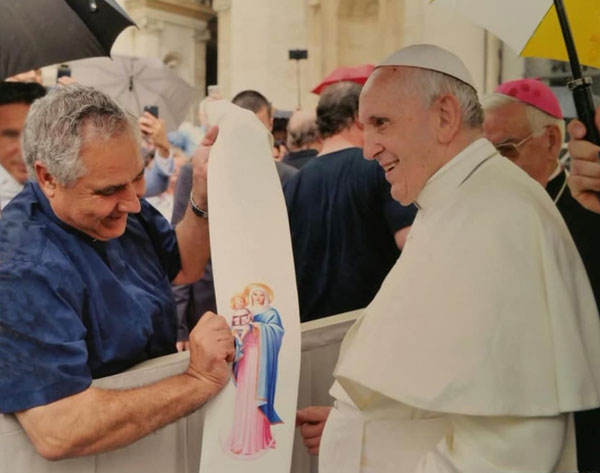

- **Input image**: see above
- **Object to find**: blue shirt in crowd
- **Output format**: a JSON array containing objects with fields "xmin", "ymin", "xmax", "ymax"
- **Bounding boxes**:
[
  {"xmin": 284, "ymin": 147, "xmax": 417, "ymax": 322},
  {"xmin": 0, "ymin": 183, "xmax": 180, "ymax": 414}
]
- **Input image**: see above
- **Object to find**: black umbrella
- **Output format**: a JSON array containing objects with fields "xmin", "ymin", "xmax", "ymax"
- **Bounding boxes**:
[{"xmin": 1, "ymin": 0, "xmax": 136, "ymax": 80}]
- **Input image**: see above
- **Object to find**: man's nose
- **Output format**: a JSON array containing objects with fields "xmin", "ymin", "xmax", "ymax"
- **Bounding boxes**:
[
  {"xmin": 363, "ymin": 138, "xmax": 383, "ymax": 161},
  {"xmin": 10, "ymin": 141, "xmax": 22, "ymax": 157},
  {"xmin": 134, "ymin": 174, "xmax": 146, "ymax": 199},
  {"xmin": 118, "ymin": 183, "xmax": 141, "ymax": 213}
]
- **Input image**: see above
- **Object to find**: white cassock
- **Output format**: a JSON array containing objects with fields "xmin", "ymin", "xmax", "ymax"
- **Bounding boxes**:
[{"xmin": 319, "ymin": 138, "xmax": 600, "ymax": 473}]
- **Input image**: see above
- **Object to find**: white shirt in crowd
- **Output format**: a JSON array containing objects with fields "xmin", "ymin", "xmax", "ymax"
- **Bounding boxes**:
[{"xmin": 0, "ymin": 164, "xmax": 24, "ymax": 210}]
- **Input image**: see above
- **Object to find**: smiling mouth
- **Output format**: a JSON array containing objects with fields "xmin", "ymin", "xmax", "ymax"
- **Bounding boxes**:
[{"xmin": 380, "ymin": 161, "xmax": 398, "ymax": 174}]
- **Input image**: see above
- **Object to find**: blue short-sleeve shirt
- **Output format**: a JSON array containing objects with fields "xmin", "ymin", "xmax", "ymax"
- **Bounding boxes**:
[{"xmin": 0, "ymin": 183, "xmax": 181, "ymax": 413}]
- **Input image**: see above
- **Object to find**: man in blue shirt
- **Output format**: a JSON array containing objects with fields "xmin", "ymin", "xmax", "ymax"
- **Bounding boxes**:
[{"xmin": 0, "ymin": 85, "xmax": 234, "ymax": 460}]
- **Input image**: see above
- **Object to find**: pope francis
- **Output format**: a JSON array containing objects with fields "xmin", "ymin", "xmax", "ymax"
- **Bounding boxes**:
[{"xmin": 296, "ymin": 44, "xmax": 600, "ymax": 473}]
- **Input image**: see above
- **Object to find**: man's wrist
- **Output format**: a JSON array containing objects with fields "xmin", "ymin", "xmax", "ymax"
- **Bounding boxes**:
[
  {"xmin": 189, "ymin": 193, "xmax": 208, "ymax": 219},
  {"xmin": 156, "ymin": 144, "xmax": 170, "ymax": 158},
  {"xmin": 183, "ymin": 369, "xmax": 225, "ymax": 399}
]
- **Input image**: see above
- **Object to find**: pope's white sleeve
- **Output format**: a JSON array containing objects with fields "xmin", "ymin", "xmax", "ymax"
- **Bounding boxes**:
[{"xmin": 415, "ymin": 413, "xmax": 568, "ymax": 473}]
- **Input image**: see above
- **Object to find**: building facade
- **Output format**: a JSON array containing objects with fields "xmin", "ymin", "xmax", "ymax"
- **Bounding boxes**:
[
  {"xmin": 113, "ymin": 0, "xmax": 214, "ymax": 95},
  {"xmin": 213, "ymin": 0, "xmax": 523, "ymax": 111},
  {"xmin": 40, "ymin": 0, "xmax": 525, "ymax": 114}
]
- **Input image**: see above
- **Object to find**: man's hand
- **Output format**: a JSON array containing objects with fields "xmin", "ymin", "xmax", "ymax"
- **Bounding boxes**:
[
  {"xmin": 57, "ymin": 76, "xmax": 77, "ymax": 86},
  {"xmin": 567, "ymin": 106, "xmax": 600, "ymax": 214},
  {"xmin": 186, "ymin": 311, "xmax": 235, "ymax": 392},
  {"xmin": 296, "ymin": 405, "xmax": 332, "ymax": 455},
  {"xmin": 139, "ymin": 112, "xmax": 170, "ymax": 157},
  {"xmin": 191, "ymin": 125, "xmax": 218, "ymax": 211}
]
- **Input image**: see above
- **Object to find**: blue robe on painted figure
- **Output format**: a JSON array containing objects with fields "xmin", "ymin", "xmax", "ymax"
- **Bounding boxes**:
[{"xmin": 227, "ymin": 286, "xmax": 284, "ymax": 456}]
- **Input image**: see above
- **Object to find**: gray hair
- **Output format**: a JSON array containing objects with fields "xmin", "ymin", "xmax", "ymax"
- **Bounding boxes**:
[
  {"xmin": 286, "ymin": 110, "xmax": 320, "ymax": 150},
  {"xmin": 481, "ymin": 92, "xmax": 566, "ymax": 144},
  {"xmin": 22, "ymin": 84, "xmax": 140, "ymax": 186},
  {"xmin": 316, "ymin": 81, "xmax": 362, "ymax": 139},
  {"xmin": 404, "ymin": 68, "xmax": 484, "ymax": 129}
]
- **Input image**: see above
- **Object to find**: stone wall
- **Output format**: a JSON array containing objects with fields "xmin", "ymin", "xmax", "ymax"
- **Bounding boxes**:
[{"xmin": 213, "ymin": 0, "xmax": 523, "ymax": 112}]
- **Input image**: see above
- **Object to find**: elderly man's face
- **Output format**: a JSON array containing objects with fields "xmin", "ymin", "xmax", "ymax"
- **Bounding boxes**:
[
  {"xmin": 49, "ymin": 130, "xmax": 145, "ymax": 241},
  {"xmin": 483, "ymin": 101, "xmax": 557, "ymax": 187},
  {"xmin": 0, "ymin": 103, "xmax": 30, "ymax": 184},
  {"xmin": 359, "ymin": 67, "xmax": 439, "ymax": 205}
]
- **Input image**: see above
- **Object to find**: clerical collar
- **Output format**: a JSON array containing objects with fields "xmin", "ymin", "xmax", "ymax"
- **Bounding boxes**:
[
  {"xmin": 415, "ymin": 138, "xmax": 498, "ymax": 211},
  {"xmin": 546, "ymin": 164, "xmax": 568, "ymax": 204},
  {"xmin": 549, "ymin": 161, "xmax": 562, "ymax": 181}
]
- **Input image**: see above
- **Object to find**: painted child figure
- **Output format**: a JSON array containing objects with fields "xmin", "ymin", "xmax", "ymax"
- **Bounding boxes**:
[{"xmin": 230, "ymin": 294, "xmax": 252, "ymax": 345}]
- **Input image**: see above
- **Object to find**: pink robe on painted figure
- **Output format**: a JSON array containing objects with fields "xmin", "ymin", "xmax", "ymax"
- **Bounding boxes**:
[{"xmin": 226, "ymin": 327, "xmax": 274, "ymax": 456}]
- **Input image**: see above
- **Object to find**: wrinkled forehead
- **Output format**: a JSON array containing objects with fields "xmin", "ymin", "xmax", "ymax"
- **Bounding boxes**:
[
  {"xmin": 359, "ymin": 67, "xmax": 425, "ymax": 119},
  {"xmin": 79, "ymin": 121, "xmax": 143, "ymax": 167},
  {"xmin": 483, "ymin": 101, "xmax": 531, "ymax": 136},
  {"xmin": 81, "ymin": 118, "xmax": 141, "ymax": 154},
  {"xmin": 363, "ymin": 66, "xmax": 417, "ymax": 93},
  {"xmin": 365, "ymin": 67, "xmax": 427, "ymax": 103},
  {"xmin": 0, "ymin": 102, "xmax": 30, "ymax": 127}
]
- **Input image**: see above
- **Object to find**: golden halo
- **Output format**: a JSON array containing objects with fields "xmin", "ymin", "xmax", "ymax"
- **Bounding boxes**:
[
  {"xmin": 229, "ymin": 293, "xmax": 247, "ymax": 309},
  {"xmin": 243, "ymin": 282, "xmax": 275, "ymax": 303}
]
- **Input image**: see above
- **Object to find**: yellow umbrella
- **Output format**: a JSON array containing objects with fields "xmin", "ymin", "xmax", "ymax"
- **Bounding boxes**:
[
  {"xmin": 433, "ymin": 0, "xmax": 600, "ymax": 142},
  {"xmin": 433, "ymin": 0, "xmax": 600, "ymax": 67},
  {"xmin": 524, "ymin": 0, "xmax": 600, "ymax": 68}
]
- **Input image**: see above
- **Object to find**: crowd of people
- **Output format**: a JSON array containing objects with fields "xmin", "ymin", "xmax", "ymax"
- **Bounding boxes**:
[{"xmin": 1, "ymin": 43, "xmax": 600, "ymax": 472}]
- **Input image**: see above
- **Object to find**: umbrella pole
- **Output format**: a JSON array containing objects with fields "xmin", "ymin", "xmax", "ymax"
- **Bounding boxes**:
[
  {"xmin": 553, "ymin": 0, "xmax": 600, "ymax": 145},
  {"xmin": 296, "ymin": 60, "xmax": 302, "ymax": 109}
]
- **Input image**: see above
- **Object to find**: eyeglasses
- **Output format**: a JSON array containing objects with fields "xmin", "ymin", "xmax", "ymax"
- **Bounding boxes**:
[{"xmin": 493, "ymin": 133, "xmax": 535, "ymax": 160}]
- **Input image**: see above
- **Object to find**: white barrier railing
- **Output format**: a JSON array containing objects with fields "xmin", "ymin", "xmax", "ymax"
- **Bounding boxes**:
[{"xmin": 0, "ymin": 310, "xmax": 360, "ymax": 473}]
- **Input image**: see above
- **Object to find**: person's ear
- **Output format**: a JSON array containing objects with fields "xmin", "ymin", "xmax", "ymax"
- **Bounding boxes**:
[
  {"xmin": 545, "ymin": 124, "xmax": 563, "ymax": 157},
  {"xmin": 436, "ymin": 94, "xmax": 462, "ymax": 144},
  {"xmin": 355, "ymin": 115, "xmax": 364, "ymax": 131},
  {"xmin": 349, "ymin": 119, "xmax": 365, "ymax": 148},
  {"xmin": 34, "ymin": 161, "xmax": 57, "ymax": 198}
]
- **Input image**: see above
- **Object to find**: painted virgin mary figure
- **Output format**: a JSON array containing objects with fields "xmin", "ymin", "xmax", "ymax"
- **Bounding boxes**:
[{"xmin": 226, "ymin": 282, "xmax": 284, "ymax": 457}]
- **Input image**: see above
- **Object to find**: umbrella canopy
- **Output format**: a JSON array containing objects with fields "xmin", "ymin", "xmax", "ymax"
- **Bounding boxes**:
[
  {"xmin": 433, "ymin": 0, "xmax": 600, "ymax": 144},
  {"xmin": 312, "ymin": 64, "xmax": 375, "ymax": 94},
  {"xmin": 432, "ymin": 0, "xmax": 600, "ymax": 69},
  {"xmin": 1, "ymin": 0, "xmax": 135, "ymax": 80},
  {"xmin": 69, "ymin": 55, "xmax": 199, "ymax": 131}
]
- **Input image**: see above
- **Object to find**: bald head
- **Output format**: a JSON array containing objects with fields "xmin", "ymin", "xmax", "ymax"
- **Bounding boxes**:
[
  {"xmin": 288, "ymin": 110, "xmax": 316, "ymax": 131},
  {"xmin": 286, "ymin": 110, "xmax": 320, "ymax": 151}
]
